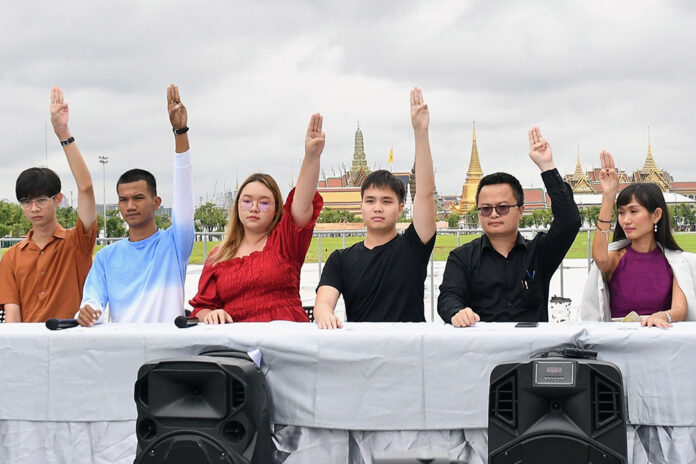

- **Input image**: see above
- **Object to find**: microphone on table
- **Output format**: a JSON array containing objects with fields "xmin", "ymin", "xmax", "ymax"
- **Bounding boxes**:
[
  {"xmin": 175, "ymin": 315, "xmax": 199, "ymax": 328},
  {"xmin": 45, "ymin": 318, "xmax": 80, "ymax": 330}
]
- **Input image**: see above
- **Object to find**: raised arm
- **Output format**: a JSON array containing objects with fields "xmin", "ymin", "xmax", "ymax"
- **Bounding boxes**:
[
  {"xmin": 592, "ymin": 151, "xmax": 620, "ymax": 274},
  {"xmin": 50, "ymin": 87, "xmax": 97, "ymax": 229},
  {"xmin": 292, "ymin": 114, "xmax": 324, "ymax": 227},
  {"xmin": 167, "ymin": 84, "xmax": 194, "ymax": 264},
  {"xmin": 528, "ymin": 127, "xmax": 581, "ymax": 272},
  {"xmin": 168, "ymin": 84, "xmax": 190, "ymax": 154},
  {"xmin": 410, "ymin": 87, "xmax": 436, "ymax": 243},
  {"xmin": 528, "ymin": 127, "xmax": 555, "ymax": 173}
]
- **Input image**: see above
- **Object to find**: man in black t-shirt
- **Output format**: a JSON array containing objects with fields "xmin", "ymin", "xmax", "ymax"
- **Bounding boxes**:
[{"xmin": 314, "ymin": 87, "xmax": 437, "ymax": 327}]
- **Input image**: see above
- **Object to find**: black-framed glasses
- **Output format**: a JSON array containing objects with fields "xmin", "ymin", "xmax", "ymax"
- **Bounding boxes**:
[
  {"xmin": 19, "ymin": 195, "xmax": 56, "ymax": 210},
  {"xmin": 477, "ymin": 204, "xmax": 522, "ymax": 217}
]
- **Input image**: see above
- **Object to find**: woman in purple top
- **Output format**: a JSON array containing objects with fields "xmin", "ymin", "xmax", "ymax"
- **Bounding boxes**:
[{"xmin": 592, "ymin": 151, "xmax": 687, "ymax": 327}]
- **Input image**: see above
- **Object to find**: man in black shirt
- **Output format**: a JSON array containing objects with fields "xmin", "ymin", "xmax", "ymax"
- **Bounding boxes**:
[
  {"xmin": 314, "ymin": 87, "xmax": 437, "ymax": 327},
  {"xmin": 438, "ymin": 127, "xmax": 581, "ymax": 326}
]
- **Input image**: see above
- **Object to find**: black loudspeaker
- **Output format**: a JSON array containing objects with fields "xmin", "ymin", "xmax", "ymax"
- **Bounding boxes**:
[
  {"xmin": 134, "ymin": 352, "xmax": 271, "ymax": 464},
  {"xmin": 488, "ymin": 357, "xmax": 627, "ymax": 464}
]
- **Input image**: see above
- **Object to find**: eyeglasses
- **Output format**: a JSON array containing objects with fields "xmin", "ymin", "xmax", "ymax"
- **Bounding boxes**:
[
  {"xmin": 477, "ymin": 204, "xmax": 522, "ymax": 217},
  {"xmin": 19, "ymin": 195, "xmax": 56, "ymax": 210},
  {"xmin": 240, "ymin": 199, "xmax": 274, "ymax": 212}
]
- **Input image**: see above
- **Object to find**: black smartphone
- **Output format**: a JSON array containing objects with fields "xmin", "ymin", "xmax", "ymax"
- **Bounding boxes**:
[{"xmin": 515, "ymin": 321, "xmax": 538, "ymax": 328}]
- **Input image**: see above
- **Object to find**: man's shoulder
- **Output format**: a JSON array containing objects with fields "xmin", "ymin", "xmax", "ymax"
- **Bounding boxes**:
[
  {"xmin": 330, "ymin": 241, "xmax": 365, "ymax": 260},
  {"xmin": 95, "ymin": 238, "xmax": 129, "ymax": 257},
  {"xmin": 451, "ymin": 235, "xmax": 484, "ymax": 255}
]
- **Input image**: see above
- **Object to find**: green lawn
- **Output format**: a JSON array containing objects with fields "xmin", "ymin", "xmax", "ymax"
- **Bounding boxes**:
[{"xmin": 5, "ymin": 231, "xmax": 696, "ymax": 264}]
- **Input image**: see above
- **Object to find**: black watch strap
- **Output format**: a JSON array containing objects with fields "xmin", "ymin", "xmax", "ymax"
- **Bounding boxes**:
[
  {"xmin": 173, "ymin": 126, "xmax": 189, "ymax": 135},
  {"xmin": 60, "ymin": 136, "xmax": 75, "ymax": 146}
]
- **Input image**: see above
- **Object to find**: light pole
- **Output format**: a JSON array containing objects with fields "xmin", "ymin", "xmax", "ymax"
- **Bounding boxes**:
[{"xmin": 98, "ymin": 155, "xmax": 109, "ymax": 238}]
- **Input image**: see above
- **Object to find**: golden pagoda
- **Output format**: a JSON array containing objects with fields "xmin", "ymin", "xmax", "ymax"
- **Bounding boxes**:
[
  {"xmin": 566, "ymin": 147, "xmax": 595, "ymax": 193},
  {"xmin": 452, "ymin": 122, "xmax": 483, "ymax": 214},
  {"xmin": 632, "ymin": 129, "xmax": 671, "ymax": 191}
]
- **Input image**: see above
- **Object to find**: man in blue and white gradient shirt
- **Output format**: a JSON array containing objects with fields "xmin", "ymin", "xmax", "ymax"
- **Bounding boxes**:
[{"xmin": 77, "ymin": 84, "xmax": 194, "ymax": 325}]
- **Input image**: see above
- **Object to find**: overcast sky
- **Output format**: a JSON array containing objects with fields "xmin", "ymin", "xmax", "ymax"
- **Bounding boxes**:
[{"xmin": 2, "ymin": 0, "xmax": 695, "ymax": 207}]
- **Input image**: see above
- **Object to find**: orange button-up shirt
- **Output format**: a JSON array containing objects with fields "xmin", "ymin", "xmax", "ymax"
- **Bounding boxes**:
[{"xmin": 0, "ymin": 220, "xmax": 97, "ymax": 322}]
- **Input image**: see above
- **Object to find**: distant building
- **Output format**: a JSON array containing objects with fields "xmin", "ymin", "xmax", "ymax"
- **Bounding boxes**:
[
  {"xmin": 317, "ymin": 125, "xmax": 413, "ymax": 217},
  {"xmin": 451, "ymin": 122, "xmax": 482, "ymax": 215}
]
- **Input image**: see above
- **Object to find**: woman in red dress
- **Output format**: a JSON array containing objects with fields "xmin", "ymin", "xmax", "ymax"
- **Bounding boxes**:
[{"xmin": 189, "ymin": 114, "xmax": 324, "ymax": 323}]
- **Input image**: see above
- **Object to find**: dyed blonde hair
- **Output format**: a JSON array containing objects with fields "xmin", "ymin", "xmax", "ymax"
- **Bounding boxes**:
[{"xmin": 209, "ymin": 173, "xmax": 284, "ymax": 264}]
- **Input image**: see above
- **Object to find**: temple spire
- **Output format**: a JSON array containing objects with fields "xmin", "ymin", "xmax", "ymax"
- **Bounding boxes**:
[
  {"xmin": 466, "ymin": 121, "xmax": 482, "ymax": 177},
  {"xmin": 641, "ymin": 126, "xmax": 658, "ymax": 174},
  {"xmin": 573, "ymin": 145, "xmax": 584, "ymax": 179}
]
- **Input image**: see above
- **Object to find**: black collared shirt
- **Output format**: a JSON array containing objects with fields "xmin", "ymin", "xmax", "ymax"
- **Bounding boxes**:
[{"xmin": 437, "ymin": 169, "xmax": 581, "ymax": 323}]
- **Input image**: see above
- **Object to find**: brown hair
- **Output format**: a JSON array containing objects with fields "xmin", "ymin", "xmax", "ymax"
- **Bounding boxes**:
[{"xmin": 209, "ymin": 173, "xmax": 284, "ymax": 264}]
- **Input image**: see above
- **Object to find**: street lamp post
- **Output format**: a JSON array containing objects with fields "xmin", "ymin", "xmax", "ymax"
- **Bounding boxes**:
[{"xmin": 98, "ymin": 155, "xmax": 109, "ymax": 238}]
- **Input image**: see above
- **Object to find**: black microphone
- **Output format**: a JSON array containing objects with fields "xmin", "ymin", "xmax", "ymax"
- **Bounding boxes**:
[
  {"xmin": 175, "ymin": 315, "xmax": 199, "ymax": 328},
  {"xmin": 46, "ymin": 318, "xmax": 80, "ymax": 330}
]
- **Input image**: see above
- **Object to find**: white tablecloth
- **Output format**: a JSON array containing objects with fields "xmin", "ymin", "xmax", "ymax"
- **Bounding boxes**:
[
  {"xmin": 3, "ymin": 321, "xmax": 696, "ymax": 463},
  {"xmin": 2, "ymin": 322, "xmax": 696, "ymax": 429}
]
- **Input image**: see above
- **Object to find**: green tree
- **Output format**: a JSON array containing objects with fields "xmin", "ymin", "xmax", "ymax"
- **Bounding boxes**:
[
  {"xmin": 106, "ymin": 209, "xmax": 127, "ymax": 237},
  {"xmin": 195, "ymin": 202, "xmax": 228, "ymax": 232},
  {"xmin": 447, "ymin": 213, "xmax": 460, "ymax": 228},
  {"xmin": 56, "ymin": 207, "xmax": 78, "ymax": 228},
  {"xmin": 318, "ymin": 208, "xmax": 359, "ymax": 223},
  {"xmin": 466, "ymin": 207, "xmax": 479, "ymax": 228},
  {"xmin": 155, "ymin": 213, "xmax": 172, "ymax": 230}
]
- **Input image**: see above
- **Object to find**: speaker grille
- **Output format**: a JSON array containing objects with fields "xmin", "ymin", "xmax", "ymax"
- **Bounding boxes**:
[
  {"xmin": 592, "ymin": 375, "xmax": 621, "ymax": 431},
  {"xmin": 232, "ymin": 379, "xmax": 245, "ymax": 408},
  {"xmin": 491, "ymin": 373, "xmax": 517, "ymax": 428}
]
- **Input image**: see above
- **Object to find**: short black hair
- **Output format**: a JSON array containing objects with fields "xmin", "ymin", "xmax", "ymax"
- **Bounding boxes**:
[
  {"xmin": 361, "ymin": 170, "xmax": 406, "ymax": 204},
  {"xmin": 16, "ymin": 167, "xmax": 61, "ymax": 201},
  {"xmin": 117, "ymin": 169, "xmax": 157, "ymax": 196},
  {"xmin": 476, "ymin": 172, "xmax": 524, "ymax": 206}
]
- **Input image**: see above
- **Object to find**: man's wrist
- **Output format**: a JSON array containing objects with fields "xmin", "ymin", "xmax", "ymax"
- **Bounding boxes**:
[
  {"xmin": 55, "ymin": 130, "xmax": 71, "ymax": 141},
  {"xmin": 537, "ymin": 162, "xmax": 556, "ymax": 172}
]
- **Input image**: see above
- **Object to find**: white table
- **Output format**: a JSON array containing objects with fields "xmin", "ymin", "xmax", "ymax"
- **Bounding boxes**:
[{"xmin": 1, "ymin": 322, "xmax": 695, "ymax": 463}]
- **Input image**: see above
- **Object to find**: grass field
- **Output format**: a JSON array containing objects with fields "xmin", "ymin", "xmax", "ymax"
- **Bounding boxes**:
[{"xmin": 5, "ymin": 231, "xmax": 696, "ymax": 264}]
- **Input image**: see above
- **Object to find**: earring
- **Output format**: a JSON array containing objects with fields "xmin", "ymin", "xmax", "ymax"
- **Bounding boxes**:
[{"xmin": 654, "ymin": 223, "xmax": 658, "ymax": 233}]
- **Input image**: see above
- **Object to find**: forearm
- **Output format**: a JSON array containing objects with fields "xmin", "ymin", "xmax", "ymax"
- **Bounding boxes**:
[
  {"xmin": 292, "ymin": 154, "xmax": 321, "ymax": 227},
  {"xmin": 172, "ymin": 150, "xmax": 194, "ymax": 227},
  {"xmin": 61, "ymin": 136, "xmax": 98, "ymax": 227},
  {"xmin": 174, "ymin": 132, "xmax": 189, "ymax": 154},
  {"xmin": 437, "ymin": 255, "xmax": 469, "ymax": 323},
  {"xmin": 413, "ymin": 128, "xmax": 436, "ymax": 237},
  {"xmin": 4, "ymin": 304, "xmax": 21, "ymax": 322},
  {"xmin": 592, "ymin": 193, "xmax": 616, "ymax": 270}
]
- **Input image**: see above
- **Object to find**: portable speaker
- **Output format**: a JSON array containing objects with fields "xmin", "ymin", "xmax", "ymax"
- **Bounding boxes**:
[
  {"xmin": 488, "ymin": 357, "xmax": 627, "ymax": 464},
  {"xmin": 134, "ymin": 352, "xmax": 271, "ymax": 463}
]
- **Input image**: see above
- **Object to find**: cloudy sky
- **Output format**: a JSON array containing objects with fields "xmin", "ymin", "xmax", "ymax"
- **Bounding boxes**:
[{"xmin": 2, "ymin": 0, "xmax": 695, "ymax": 207}]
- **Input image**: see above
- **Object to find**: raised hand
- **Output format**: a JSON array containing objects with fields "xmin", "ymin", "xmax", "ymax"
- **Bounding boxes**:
[
  {"xmin": 528, "ymin": 127, "xmax": 555, "ymax": 172},
  {"xmin": 50, "ymin": 86, "xmax": 70, "ymax": 140},
  {"xmin": 598, "ymin": 150, "xmax": 619, "ymax": 197},
  {"xmin": 410, "ymin": 86, "xmax": 429, "ymax": 132},
  {"xmin": 167, "ymin": 84, "xmax": 188, "ymax": 130},
  {"xmin": 305, "ymin": 113, "xmax": 325, "ymax": 159}
]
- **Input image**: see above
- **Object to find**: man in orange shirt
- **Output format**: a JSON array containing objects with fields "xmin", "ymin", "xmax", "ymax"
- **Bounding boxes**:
[{"xmin": 0, "ymin": 87, "xmax": 97, "ymax": 322}]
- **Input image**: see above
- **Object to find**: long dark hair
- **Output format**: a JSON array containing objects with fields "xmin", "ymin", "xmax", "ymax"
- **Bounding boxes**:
[{"xmin": 612, "ymin": 183, "xmax": 681, "ymax": 251}]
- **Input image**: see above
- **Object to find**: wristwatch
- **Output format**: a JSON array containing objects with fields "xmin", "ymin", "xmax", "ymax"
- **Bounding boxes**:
[
  {"xmin": 664, "ymin": 311, "xmax": 672, "ymax": 323},
  {"xmin": 60, "ymin": 136, "xmax": 75, "ymax": 146}
]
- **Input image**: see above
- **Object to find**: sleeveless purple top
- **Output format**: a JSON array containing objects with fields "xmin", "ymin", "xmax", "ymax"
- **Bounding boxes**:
[{"xmin": 608, "ymin": 246, "xmax": 673, "ymax": 318}]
